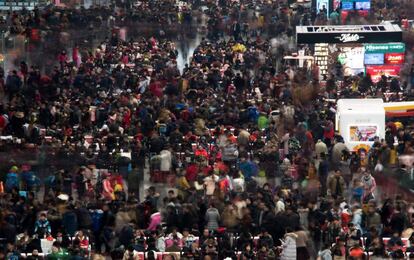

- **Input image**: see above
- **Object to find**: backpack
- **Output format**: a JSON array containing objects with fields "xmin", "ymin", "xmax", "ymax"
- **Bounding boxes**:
[{"xmin": 44, "ymin": 175, "xmax": 56, "ymax": 188}]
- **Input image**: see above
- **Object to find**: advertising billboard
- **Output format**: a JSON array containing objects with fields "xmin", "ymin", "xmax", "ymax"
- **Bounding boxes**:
[
  {"xmin": 333, "ymin": 0, "xmax": 341, "ymax": 10},
  {"xmin": 355, "ymin": 1, "xmax": 370, "ymax": 10},
  {"xmin": 338, "ymin": 46, "xmax": 364, "ymax": 75},
  {"xmin": 317, "ymin": 0, "xmax": 329, "ymax": 17},
  {"xmin": 349, "ymin": 125, "xmax": 378, "ymax": 142},
  {"xmin": 384, "ymin": 53, "xmax": 405, "ymax": 65},
  {"xmin": 341, "ymin": 1, "xmax": 354, "ymax": 10},
  {"xmin": 364, "ymin": 43, "xmax": 405, "ymax": 53},
  {"xmin": 297, "ymin": 30, "xmax": 402, "ymax": 44},
  {"xmin": 364, "ymin": 53, "xmax": 384, "ymax": 65},
  {"xmin": 366, "ymin": 65, "xmax": 401, "ymax": 82}
]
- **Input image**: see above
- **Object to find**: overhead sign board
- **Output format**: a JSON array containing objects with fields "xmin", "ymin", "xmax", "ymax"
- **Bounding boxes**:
[
  {"xmin": 364, "ymin": 43, "xmax": 405, "ymax": 53},
  {"xmin": 297, "ymin": 26, "xmax": 403, "ymax": 44}
]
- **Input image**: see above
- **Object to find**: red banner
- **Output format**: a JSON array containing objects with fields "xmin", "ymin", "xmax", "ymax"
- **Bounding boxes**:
[
  {"xmin": 385, "ymin": 53, "xmax": 405, "ymax": 65},
  {"xmin": 366, "ymin": 65, "xmax": 401, "ymax": 82}
]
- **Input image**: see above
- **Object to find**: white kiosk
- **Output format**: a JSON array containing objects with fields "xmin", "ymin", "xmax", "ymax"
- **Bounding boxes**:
[{"xmin": 336, "ymin": 99, "xmax": 385, "ymax": 151}]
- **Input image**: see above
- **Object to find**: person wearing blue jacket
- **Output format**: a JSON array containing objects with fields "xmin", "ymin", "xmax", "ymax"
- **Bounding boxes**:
[
  {"xmin": 239, "ymin": 157, "xmax": 259, "ymax": 182},
  {"xmin": 34, "ymin": 213, "xmax": 52, "ymax": 238},
  {"xmin": 5, "ymin": 166, "xmax": 19, "ymax": 192},
  {"xmin": 21, "ymin": 166, "xmax": 41, "ymax": 192}
]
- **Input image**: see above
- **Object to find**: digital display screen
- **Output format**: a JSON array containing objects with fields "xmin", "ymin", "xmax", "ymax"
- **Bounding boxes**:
[
  {"xmin": 364, "ymin": 53, "xmax": 384, "ymax": 65},
  {"xmin": 366, "ymin": 65, "xmax": 401, "ymax": 82},
  {"xmin": 317, "ymin": 0, "xmax": 329, "ymax": 17},
  {"xmin": 342, "ymin": 1, "xmax": 354, "ymax": 10},
  {"xmin": 338, "ymin": 46, "xmax": 364, "ymax": 76},
  {"xmin": 355, "ymin": 2, "xmax": 370, "ymax": 9}
]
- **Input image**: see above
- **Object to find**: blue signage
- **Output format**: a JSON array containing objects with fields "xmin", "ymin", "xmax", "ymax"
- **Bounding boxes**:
[
  {"xmin": 342, "ymin": 1, "xmax": 354, "ymax": 10},
  {"xmin": 364, "ymin": 53, "xmax": 384, "ymax": 65}
]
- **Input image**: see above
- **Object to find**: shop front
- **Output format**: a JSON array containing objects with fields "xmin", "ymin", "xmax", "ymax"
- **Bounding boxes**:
[{"xmin": 296, "ymin": 24, "xmax": 404, "ymax": 81}]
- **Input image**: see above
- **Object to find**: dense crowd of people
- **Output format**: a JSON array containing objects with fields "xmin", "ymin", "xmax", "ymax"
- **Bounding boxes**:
[{"xmin": 1, "ymin": 0, "xmax": 414, "ymax": 259}]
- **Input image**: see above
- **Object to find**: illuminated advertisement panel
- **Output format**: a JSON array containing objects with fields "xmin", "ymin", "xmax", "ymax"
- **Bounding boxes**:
[
  {"xmin": 364, "ymin": 53, "xmax": 384, "ymax": 65},
  {"xmin": 365, "ymin": 65, "xmax": 401, "ymax": 82},
  {"xmin": 384, "ymin": 53, "xmax": 405, "ymax": 65},
  {"xmin": 349, "ymin": 125, "xmax": 378, "ymax": 142}
]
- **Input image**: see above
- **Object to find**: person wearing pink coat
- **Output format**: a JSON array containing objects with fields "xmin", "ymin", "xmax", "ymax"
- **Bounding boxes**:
[
  {"xmin": 102, "ymin": 174, "xmax": 114, "ymax": 201},
  {"xmin": 147, "ymin": 212, "xmax": 162, "ymax": 231}
]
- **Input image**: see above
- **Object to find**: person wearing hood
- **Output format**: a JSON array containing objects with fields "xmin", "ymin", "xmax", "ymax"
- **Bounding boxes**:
[{"xmin": 280, "ymin": 228, "xmax": 298, "ymax": 260}]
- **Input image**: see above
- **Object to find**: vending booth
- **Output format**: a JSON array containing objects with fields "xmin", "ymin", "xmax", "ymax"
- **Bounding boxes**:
[{"xmin": 336, "ymin": 99, "xmax": 385, "ymax": 151}]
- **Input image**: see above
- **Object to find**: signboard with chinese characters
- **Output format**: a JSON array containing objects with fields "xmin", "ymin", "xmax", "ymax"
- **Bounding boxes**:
[
  {"xmin": 384, "ymin": 53, "xmax": 405, "ymax": 65},
  {"xmin": 364, "ymin": 43, "xmax": 405, "ymax": 54}
]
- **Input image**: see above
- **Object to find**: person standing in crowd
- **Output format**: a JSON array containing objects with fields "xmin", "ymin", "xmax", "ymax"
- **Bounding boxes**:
[
  {"xmin": 361, "ymin": 170, "xmax": 377, "ymax": 203},
  {"xmin": 280, "ymin": 228, "xmax": 298, "ymax": 260},
  {"xmin": 327, "ymin": 170, "xmax": 346, "ymax": 199},
  {"xmin": 34, "ymin": 213, "xmax": 51, "ymax": 238},
  {"xmin": 205, "ymin": 203, "xmax": 220, "ymax": 232}
]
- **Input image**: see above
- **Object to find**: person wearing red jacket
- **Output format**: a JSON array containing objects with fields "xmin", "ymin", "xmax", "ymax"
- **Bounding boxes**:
[
  {"xmin": 122, "ymin": 108, "xmax": 131, "ymax": 129},
  {"xmin": 341, "ymin": 206, "xmax": 352, "ymax": 231},
  {"xmin": 195, "ymin": 145, "xmax": 208, "ymax": 159},
  {"xmin": 185, "ymin": 163, "xmax": 198, "ymax": 183}
]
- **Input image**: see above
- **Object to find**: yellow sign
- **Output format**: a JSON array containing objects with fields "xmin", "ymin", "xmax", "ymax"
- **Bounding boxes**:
[{"xmin": 353, "ymin": 143, "xmax": 371, "ymax": 152}]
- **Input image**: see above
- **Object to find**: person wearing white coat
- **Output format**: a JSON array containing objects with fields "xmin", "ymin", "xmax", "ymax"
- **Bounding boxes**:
[
  {"xmin": 315, "ymin": 139, "xmax": 328, "ymax": 159},
  {"xmin": 280, "ymin": 231, "xmax": 298, "ymax": 260},
  {"xmin": 160, "ymin": 149, "xmax": 172, "ymax": 172}
]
